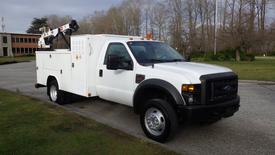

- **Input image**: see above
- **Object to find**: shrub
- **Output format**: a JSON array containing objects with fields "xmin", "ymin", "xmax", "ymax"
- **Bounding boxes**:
[
  {"xmin": 241, "ymin": 53, "xmax": 255, "ymax": 61},
  {"xmin": 202, "ymin": 49, "xmax": 236, "ymax": 61},
  {"xmin": 189, "ymin": 52, "xmax": 204, "ymax": 58},
  {"xmin": 189, "ymin": 48, "xmax": 255, "ymax": 61}
]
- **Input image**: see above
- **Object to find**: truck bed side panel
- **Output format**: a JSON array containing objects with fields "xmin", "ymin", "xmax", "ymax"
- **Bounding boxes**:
[{"xmin": 36, "ymin": 51, "xmax": 72, "ymax": 93}]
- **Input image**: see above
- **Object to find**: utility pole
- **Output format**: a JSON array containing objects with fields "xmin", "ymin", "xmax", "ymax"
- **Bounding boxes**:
[
  {"xmin": 1, "ymin": 17, "xmax": 6, "ymax": 32},
  {"xmin": 214, "ymin": 0, "xmax": 218, "ymax": 55}
]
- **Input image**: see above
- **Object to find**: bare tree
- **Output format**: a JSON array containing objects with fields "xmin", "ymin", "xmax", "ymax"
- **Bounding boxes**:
[
  {"xmin": 148, "ymin": 2, "xmax": 168, "ymax": 40},
  {"xmin": 46, "ymin": 15, "xmax": 72, "ymax": 28},
  {"xmin": 167, "ymin": 0, "xmax": 185, "ymax": 54},
  {"xmin": 68, "ymin": 0, "xmax": 275, "ymax": 56}
]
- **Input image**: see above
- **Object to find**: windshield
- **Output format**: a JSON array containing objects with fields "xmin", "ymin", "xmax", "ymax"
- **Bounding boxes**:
[{"xmin": 127, "ymin": 41, "xmax": 185, "ymax": 65}]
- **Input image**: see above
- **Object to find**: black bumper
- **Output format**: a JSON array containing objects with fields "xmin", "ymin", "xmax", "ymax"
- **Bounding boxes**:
[{"xmin": 178, "ymin": 96, "xmax": 240, "ymax": 121}]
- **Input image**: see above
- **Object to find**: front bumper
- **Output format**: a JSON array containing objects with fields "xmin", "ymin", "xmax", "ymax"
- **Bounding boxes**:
[{"xmin": 178, "ymin": 96, "xmax": 240, "ymax": 121}]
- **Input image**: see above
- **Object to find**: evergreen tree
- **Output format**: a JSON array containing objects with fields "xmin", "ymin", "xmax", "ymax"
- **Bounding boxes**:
[{"xmin": 26, "ymin": 17, "xmax": 48, "ymax": 34}]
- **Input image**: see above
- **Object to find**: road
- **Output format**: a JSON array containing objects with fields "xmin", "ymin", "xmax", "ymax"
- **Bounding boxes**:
[{"xmin": 0, "ymin": 61, "xmax": 275, "ymax": 155}]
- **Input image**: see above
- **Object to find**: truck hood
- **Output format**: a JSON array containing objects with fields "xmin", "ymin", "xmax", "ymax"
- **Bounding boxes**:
[{"xmin": 153, "ymin": 62, "xmax": 232, "ymax": 81}]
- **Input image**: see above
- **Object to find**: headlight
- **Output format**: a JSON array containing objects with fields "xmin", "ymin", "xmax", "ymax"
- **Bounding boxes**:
[
  {"xmin": 188, "ymin": 95, "xmax": 194, "ymax": 103},
  {"xmin": 182, "ymin": 84, "xmax": 201, "ymax": 105}
]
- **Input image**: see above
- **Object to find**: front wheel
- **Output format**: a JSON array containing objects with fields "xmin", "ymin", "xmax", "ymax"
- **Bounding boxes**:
[{"xmin": 140, "ymin": 99, "xmax": 178, "ymax": 143}]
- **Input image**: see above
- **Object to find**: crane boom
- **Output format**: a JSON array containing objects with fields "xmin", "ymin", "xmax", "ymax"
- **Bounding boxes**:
[{"xmin": 38, "ymin": 20, "xmax": 79, "ymax": 49}]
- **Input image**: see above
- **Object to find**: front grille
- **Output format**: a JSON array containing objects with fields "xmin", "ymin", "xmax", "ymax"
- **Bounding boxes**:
[
  {"xmin": 210, "ymin": 78, "xmax": 238, "ymax": 103},
  {"xmin": 201, "ymin": 72, "xmax": 238, "ymax": 105}
]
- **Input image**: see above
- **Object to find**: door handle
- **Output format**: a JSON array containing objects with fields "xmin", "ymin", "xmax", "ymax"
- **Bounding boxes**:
[{"xmin": 99, "ymin": 69, "xmax": 103, "ymax": 77}]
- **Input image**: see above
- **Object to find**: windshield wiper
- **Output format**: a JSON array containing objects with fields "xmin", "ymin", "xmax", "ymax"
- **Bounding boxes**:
[
  {"xmin": 166, "ymin": 59, "xmax": 185, "ymax": 62},
  {"xmin": 142, "ymin": 59, "xmax": 184, "ymax": 64},
  {"xmin": 144, "ymin": 59, "xmax": 166, "ymax": 63}
]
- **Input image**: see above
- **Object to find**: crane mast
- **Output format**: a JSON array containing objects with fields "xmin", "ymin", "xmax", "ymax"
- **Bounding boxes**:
[{"xmin": 38, "ymin": 20, "xmax": 79, "ymax": 49}]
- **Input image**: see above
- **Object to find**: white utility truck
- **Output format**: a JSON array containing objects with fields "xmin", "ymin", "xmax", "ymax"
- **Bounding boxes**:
[{"xmin": 35, "ymin": 21, "xmax": 240, "ymax": 142}]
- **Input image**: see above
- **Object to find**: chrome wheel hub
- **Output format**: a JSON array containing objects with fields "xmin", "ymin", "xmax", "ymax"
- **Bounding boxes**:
[
  {"xmin": 50, "ymin": 85, "xmax": 58, "ymax": 102},
  {"xmin": 145, "ymin": 107, "xmax": 166, "ymax": 136}
]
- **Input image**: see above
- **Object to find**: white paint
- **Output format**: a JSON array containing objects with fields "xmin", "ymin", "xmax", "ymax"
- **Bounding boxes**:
[{"xmin": 36, "ymin": 34, "xmax": 232, "ymax": 107}]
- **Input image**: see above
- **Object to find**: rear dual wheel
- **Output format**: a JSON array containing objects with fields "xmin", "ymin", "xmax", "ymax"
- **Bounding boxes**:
[{"xmin": 48, "ymin": 80, "xmax": 70, "ymax": 104}]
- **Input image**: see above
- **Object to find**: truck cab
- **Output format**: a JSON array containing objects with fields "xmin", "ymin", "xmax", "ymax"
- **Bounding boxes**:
[{"xmin": 36, "ymin": 34, "xmax": 240, "ymax": 142}]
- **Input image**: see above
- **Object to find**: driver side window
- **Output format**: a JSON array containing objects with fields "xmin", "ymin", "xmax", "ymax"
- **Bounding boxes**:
[{"xmin": 104, "ymin": 43, "xmax": 132, "ymax": 65}]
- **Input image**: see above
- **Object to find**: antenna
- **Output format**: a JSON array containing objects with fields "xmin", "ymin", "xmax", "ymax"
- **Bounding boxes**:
[{"xmin": 1, "ymin": 17, "xmax": 6, "ymax": 32}]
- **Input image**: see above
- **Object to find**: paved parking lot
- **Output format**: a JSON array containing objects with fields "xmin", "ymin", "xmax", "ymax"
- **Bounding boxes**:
[{"xmin": 0, "ymin": 61, "xmax": 275, "ymax": 155}]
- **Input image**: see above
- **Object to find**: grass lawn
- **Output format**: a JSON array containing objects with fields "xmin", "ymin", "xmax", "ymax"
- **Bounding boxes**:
[
  {"xmin": 194, "ymin": 57, "xmax": 275, "ymax": 81},
  {"xmin": 0, "ymin": 56, "xmax": 35, "ymax": 65},
  {"xmin": 0, "ymin": 89, "xmax": 177, "ymax": 155}
]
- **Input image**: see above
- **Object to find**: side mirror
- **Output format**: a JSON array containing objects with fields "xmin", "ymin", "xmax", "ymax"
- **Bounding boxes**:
[
  {"xmin": 107, "ymin": 55, "xmax": 120, "ymax": 70},
  {"xmin": 107, "ymin": 54, "xmax": 133, "ymax": 70}
]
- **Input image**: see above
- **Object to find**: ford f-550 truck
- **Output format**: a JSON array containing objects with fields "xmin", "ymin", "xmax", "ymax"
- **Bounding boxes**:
[{"xmin": 36, "ymin": 23, "xmax": 240, "ymax": 142}]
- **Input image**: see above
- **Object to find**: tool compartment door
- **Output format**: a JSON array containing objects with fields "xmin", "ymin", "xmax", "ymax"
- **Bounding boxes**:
[{"xmin": 70, "ymin": 36, "xmax": 89, "ymax": 97}]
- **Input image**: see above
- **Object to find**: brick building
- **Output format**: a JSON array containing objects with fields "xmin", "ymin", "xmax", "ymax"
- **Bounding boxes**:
[{"xmin": 0, "ymin": 33, "xmax": 40, "ymax": 56}]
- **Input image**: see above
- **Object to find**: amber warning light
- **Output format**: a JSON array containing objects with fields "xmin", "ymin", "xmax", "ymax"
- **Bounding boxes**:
[{"xmin": 146, "ymin": 33, "xmax": 153, "ymax": 40}]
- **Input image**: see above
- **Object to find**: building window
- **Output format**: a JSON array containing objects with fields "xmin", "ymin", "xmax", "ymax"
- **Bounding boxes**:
[
  {"xmin": 25, "ymin": 48, "xmax": 28, "ymax": 54},
  {"xmin": 3, "ymin": 47, "xmax": 8, "ymax": 56},
  {"xmin": 24, "ymin": 38, "xmax": 27, "ymax": 43},
  {"xmin": 12, "ymin": 48, "xmax": 15, "ymax": 54},
  {"xmin": 20, "ymin": 38, "xmax": 23, "ymax": 43},
  {"xmin": 17, "ymin": 48, "xmax": 20, "ymax": 54},
  {"xmin": 21, "ymin": 48, "xmax": 24, "ymax": 54},
  {"xmin": 16, "ymin": 38, "xmax": 19, "ymax": 42},
  {"xmin": 2, "ymin": 36, "xmax": 7, "ymax": 43},
  {"xmin": 12, "ymin": 38, "xmax": 15, "ymax": 43},
  {"xmin": 28, "ymin": 38, "xmax": 32, "ymax": 43}
]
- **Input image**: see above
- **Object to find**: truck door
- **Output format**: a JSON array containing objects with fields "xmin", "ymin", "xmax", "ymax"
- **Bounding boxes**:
[{"xmin": 97, "ymin": 42, "xmax": 135, "ymax": 106}]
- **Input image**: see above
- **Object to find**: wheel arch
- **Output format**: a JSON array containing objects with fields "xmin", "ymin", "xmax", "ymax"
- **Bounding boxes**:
[{"xmin": 133, "ymin": 79, "xmax": 185, "ymax": 114}]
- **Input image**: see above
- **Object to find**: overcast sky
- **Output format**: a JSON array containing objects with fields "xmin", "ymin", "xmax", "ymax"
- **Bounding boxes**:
[
  {"xmin": 0, "ymin": 0, "xmax": 122, "ymax": 33},
  {"xmin": 1, "ymin": 0, "xmax": 274, "ymax": 33}
]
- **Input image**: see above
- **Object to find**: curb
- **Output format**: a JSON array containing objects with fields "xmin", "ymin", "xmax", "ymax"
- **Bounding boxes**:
[{"xmin": 239, "ymin": 80, "xmax": 275, "ymax": 84}]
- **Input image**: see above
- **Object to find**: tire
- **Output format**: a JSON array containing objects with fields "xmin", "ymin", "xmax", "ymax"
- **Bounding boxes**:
[
  {"xmin": 48, "ymin": 80, "xmax": 69, "ymax": 105},
  {"xmin": 140, "ymin": 99, "xmax": 178, "ymax": 143}
]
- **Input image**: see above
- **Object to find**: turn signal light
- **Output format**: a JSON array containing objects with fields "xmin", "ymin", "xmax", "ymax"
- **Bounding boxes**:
[{"xmin": 182, "ymin": 85, "xmax": 195, "ymax": 92}]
